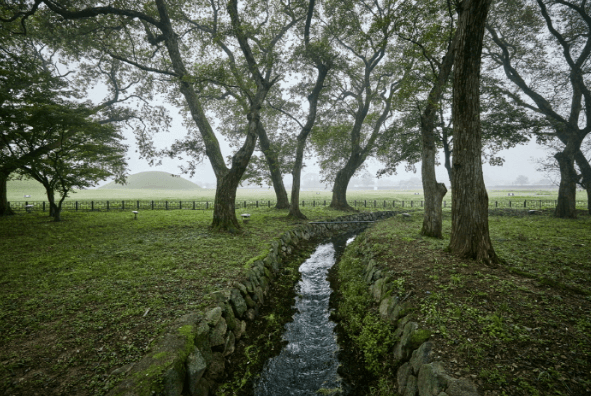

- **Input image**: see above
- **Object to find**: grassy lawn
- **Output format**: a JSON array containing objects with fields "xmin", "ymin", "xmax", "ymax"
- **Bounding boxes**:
[
  {"xmin": 347, "ymin": 208, "xmax": 591, "ymax": 395},
  {"xmin": 0, "ymin": 206, "xmax": 352, "ymax": 395}
]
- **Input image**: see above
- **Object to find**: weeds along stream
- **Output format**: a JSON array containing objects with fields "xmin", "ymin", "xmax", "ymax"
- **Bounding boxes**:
[{"xmin": 219, "ymin": 231, "xmax": 364, "ymax": 396}]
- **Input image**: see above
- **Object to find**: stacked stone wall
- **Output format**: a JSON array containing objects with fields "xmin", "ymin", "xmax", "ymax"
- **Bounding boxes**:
[{"xmin": 107, "ymin": 211, "xmax": 395, "ymax": 396}]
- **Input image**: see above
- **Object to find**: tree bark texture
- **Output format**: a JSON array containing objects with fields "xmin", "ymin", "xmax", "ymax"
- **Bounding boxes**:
[
  {"xmin": 449, "ymin": 0, "xmax": 498, "ymax": 264},
  {"xmin": 0, "ymin": 172, "xmax": 14, "ymax": 216},
  {"xmin": 574, "ymin": 149, "xmax": 591, "ymax": 214},
  {"xmin": 554, "ymin": 150, "xmax": 578, "ymax": 218},
  {"xmin": 330, "ymin": 162, "xmax": 358, "ymax": 211},
  {"xmin": 257, "ymin": 124, "xmax": 290, "ymax": 209},
  {"xmin": 420, "ymin": 33, "xmax": 456, "ymax": 238}
]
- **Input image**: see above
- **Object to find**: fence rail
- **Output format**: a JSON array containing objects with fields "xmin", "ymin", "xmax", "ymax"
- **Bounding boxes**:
[{"xmin": 8, "ymin": 198, "xmax": 588, "ymax": 213}]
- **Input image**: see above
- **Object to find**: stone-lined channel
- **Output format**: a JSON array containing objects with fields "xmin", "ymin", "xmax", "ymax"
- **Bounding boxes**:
[{"xmin": 254, "ymin": 234, "xmax": 357, "ymax": 396}]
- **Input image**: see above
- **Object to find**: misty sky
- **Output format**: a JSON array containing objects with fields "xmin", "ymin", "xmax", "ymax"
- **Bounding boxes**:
[{"xmin": 112, "ymin": 124, "xmax": 552, "ymax": 189}]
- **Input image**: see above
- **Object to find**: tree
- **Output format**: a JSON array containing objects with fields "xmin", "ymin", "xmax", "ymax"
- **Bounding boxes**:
[
  {"xmin": 312, "ymin": 0, "xmax": 412, "ymax": 211},
  {"xmin": 515, "ymin": 175, "xmax": 529, "ymax": 185},
  {"xmin": 486, "ymin": 0, "xmax": 591, "ymax": 218},
  {"xmin": 21, "ymin": 110, "xmax": 127, "ymax": 221},
  {"xmin": 0, "ymin": 18, "xmax": 162, "ymax": 216},
  {"xmin": 448, "ymin": 0, "xmax": 499, "ymax": 264},
  {"xmin": 10, "ymin": 0, "xmax": 306, "ymax": 232}
]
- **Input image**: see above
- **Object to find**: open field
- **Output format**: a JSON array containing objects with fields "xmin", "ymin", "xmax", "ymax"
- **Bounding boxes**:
[{"xmin": 6, "ymin": 179, "xmax": 588, "ymax": 212}]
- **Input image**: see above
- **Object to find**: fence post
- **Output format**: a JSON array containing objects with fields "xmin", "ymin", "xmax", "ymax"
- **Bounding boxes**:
[
  {"xmin": 495, "ymin": 201, "xmax": 498, "ymax": 208},
  {"xmin": 180, "ymin": 201, "xmax": 182, "ymax": 210},
  {"xmin": 206, "ymin": 201, "xmax": 209, "ymax": 210},
  {"xmin": 43, "ymin": 201, "xmax": 46, "ymax": 212},
  {"xmin": 393, "ymin": 200, "xmax": 395, "ymax": 207},
  {"xmin": 411, "ymin": 201, "xmax": 414, "ymax": 207},
  {"xmin": 122, "ymin": 201, "xmax": 124, "ymax": 210},
  {"xmin": 383, "ymin": 200, "xmax": 386, "ymax": 208},
  {"xmin": 539, "ymin": 200, "xmax": 541, "ymax": 209},
  {"xmin": 402, "ymin": 201, "xmax": 404, "ymax": 207},
  {"xmin": 324, "ymin": 200, "xmax": 326, "ymax": 206},
  {"xmin": 151, "ymin": 200, "xmax": 154, "ymax": 210},
  {"xmin": 509, "ymin": 201, "xmax": 511, "ymax": 208},
  {"xmin": 107, "ymin": 201, "xmax": 110, "ymax": 211},
  {"xmin": 76, "ymin": 201, "xmax": 79, "ymax": 211},
  {"xmin": 302, "ymin": 200, "xmax": 305, "ymax": 207},
  {"xmin": 365, "ymin": 200, "xmax": 367, "ymax": 207},
  {"xmin": 524, "ymin": 200, "xmax": 526, "ymax": 208},
  {"xmin": 374, "ymin": 200, "xmax": 377, "ymax": 208},
  {"xmin": 354, "ymin": 200, "xmax": 357, "ymax": 207},
  {"xmin": 244, "ymin": 201, "xmax": 247, "ymax": 208},
  {"xmin": 91, "ymin": 201, "xmax": 94, "ymax": 211},
  {"xmin": 268, "ymin": 200, "xmax": 271, "ymax": 208},
  {"xmin": 256, "ymin": 200, "xmax": 258, "ymax": 208},
  {"xmin": 166, "ymin": 201, "xmax": 168, "ymax": 210}
]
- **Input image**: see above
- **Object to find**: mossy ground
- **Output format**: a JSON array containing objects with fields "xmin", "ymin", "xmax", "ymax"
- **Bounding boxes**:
[{"xmin": 334, "ymin": 208, "xmax": 591, "ymax": 396}]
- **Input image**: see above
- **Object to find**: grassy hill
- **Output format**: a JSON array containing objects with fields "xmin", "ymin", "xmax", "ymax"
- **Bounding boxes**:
[{"xmin": 99, "ymin": 171, "xmax": 202, "ymax": 190}]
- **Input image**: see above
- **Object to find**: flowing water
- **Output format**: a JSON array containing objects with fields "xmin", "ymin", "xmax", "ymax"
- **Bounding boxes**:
[{"xmin": 254, "ymin": 234, "xmax": 357, "ymax": 396}]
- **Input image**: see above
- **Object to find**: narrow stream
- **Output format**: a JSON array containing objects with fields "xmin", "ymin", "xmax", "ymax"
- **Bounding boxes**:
[{"xmin": 254, "ymin": 233, "xmax": 357, "ymax": 396}]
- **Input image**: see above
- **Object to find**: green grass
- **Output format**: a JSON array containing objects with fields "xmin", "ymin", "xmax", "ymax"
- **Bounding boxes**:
[
  {"xmin": 344, "ymin": 210, "xmax": 591, "ymax": 395},
  {"xmin": 0, "ymin": 206, "xmax": 359, "ymax": 395}
]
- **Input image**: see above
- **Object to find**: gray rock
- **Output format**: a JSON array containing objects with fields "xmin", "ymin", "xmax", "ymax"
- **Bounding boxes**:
[
  {"xmin": 253, "ymin": 286, "xmax": 264, "ymax": 305},
  {"xmin": 222, "ymin": 303, "xmax": 237, "ymax": 331},
  {"xmin": 411, "ymin": 342, "xmax": 433, "ymax": 375},
  {"xmin": 244, "ymin": 280, "xmax": 254, "ymax": 294},
  {"xmin": 186, "ymin": 347, "xmax": 207, "ymax": 396},
  {"xmin": 209, "ymin": 317, "xmax": 227, "ymax": 347},
  {"xmin": 405, "ymin": 374, "xmax": 418, "ymax": 396},
  {"xmin": 190, "ymin": 378, "xmax": 210, "ymax": 396},
  {"xmin": 378, "ymin": 296, "xmax": 399, "ymax": 321},
  {"xmin": 245, "ymin": 308, "xmax": 256, "ymax": 321},
  {"xmin": 223, "ymin": 331, "xmax": 236, "ymax": 357},
  {"xmin": 210, "ymin": 290, "xmax": 231, "ymax": 305},
  {"xmin": 394, "ymin": 321, "xmax": 419, "ymax": 363},
  {"xmin": 234, "ymin": 282, "xmax": 247, "ymax": 296},
  {"xmin": 371, "ymin": 277, "xmax": 390, "ymax": 302},
  {"xmin": 233, "ymin": 320, "xmax": 246, "ymax": 340},
  {"xmin": 163, "ymin": 363, "xmax": 185, "ymax": 396},
  {"xmin": 417, "ymin": 362, "xmax": 453, "ymax": 396},
  {"xmin": 230, "ymin": 288, "xmax": 247, "ymax": 318},
  {"xmin": 244, "ymin": 293, "xmax": 256, "ymax": 308},
  {"xmin": 397, "ymin": 362, "xmax": 412, "ymax": 394},
  {"xmin": 205, "ymin": 307, "xmax": 222, "ymax": 327},
  {"xmin": 445, "ymin": 378, "xmax": 479, "ymax": 396}
]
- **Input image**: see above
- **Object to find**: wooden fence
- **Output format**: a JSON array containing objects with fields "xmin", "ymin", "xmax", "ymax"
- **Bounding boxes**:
[{"xmin": 8, "ymin": 198, "xmax": 588, "ymax": 213}]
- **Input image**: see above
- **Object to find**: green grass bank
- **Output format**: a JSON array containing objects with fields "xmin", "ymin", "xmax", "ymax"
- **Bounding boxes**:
[{"xmin": 333, "ymin": 209, "xmax": 591, "ymax": 396}]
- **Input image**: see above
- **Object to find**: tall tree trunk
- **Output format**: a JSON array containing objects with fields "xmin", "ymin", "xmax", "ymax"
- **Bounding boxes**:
[
  {"xmin": 422, "ymin": 133, "xmax": 448, "ymax": 238},
  {"xmin": 574, "ymin": 149, "xmax": 591, "ymax": 215},
  {"xmin": 449, "ymin": 0, "xmax": 498, "ymax": 264},
  {"xmin": 330, "ymin": 162, "xmax": 358, "ymax": 211},
  {"xmin": 554, "ymin": 150, "xmax": 578, "ymax": 218},
  {"xmin": 420, "ymin": 33, "xmax": 456, "ymax": 238},
  {"xmin": 257, "ymin": 123, "xmax": 289, "ymax": 209},
  {"xmin": 0, "ymin": 171, "xmax": 15, "ymax": 216},
  {"xmin": 212, "ymin": 172, "xmax": 241, "ymax": 232},
  {"xmin": 289, "ymin": 136, "xmax": 307, "ymax": 219}
]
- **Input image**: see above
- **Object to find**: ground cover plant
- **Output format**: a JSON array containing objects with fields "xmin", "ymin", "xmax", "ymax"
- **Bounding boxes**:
[
  {"xmin": 336, "ymin": 209, "xmax": 591, "ymax": 395},
  {"xmin": 0, "ymin": 206, "xmax": 353, "ymax": 396}
]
